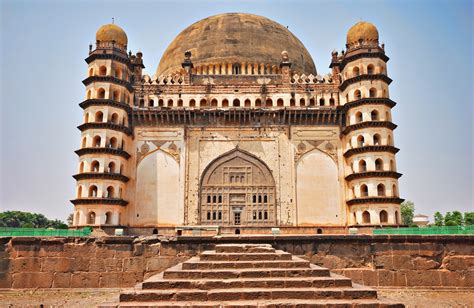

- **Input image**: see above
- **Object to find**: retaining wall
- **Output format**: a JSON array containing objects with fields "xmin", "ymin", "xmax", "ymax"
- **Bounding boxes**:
[{"xmin": 0, "ymin": 235, "xmax": 472, "ymax": 288}]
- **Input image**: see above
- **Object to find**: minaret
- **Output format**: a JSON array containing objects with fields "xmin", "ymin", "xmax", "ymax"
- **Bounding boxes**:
[
  {"xmin": 335, "ymin": 21, "xmax": 403, "ymax": 226},
  {"xmin": 71, "ymin": 23, "xmax": 134, "ymax": 228}
]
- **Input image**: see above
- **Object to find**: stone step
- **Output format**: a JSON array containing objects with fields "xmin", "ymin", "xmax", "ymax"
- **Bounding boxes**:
[
  {"xmin": 199, "ymin": 250, "xmax": 292, "ymax": 261},
  {"xmin": 119, "ymin": 287, "xmax": 378, "ymax": 302},
  {"xmin": 162, "ymin": 264, "xmax": 331, "ymax": 279},
  {"xmin": 101, "ymin": 299, "xmax": 405, "ymax": 308},
  {"xmin": 143, "ymin": 274, "xmax": 352, "ymax": 290},
  {"xmin": 215, "ymin": 243, "xmax": 275, "ymax": 253},
  {"xmin": 182, "ymin": 256, "xmax": 310, "ymax": 270}
]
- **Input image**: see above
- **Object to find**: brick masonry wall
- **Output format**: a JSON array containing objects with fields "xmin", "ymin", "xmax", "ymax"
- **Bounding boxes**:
[{"xmin": 0, "ymin": 235, "xmax": 472, "ymax": 288}]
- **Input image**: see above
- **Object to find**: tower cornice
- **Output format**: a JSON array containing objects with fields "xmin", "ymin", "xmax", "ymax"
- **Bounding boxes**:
[{"xmin": 339, "ymin": 74, "xmax": 392, "ymax": 92}]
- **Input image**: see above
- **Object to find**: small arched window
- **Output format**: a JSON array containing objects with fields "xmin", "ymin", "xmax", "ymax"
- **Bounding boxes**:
[
  {"xmin": 92, "ymin": 135, "xmax": 101, "ymax": 147},
  {"xmin": 245, "ymin": 99, "xmax": 251, "ymax": 107},
  {"xmin": 373, "ymin": 134, "xmax": 381, "ymax": 145},
  {"xmin": 86, "ymin": 90, "xmax": 92, "ymax": 100},
  {"xmin": 81, "ymin": 137, "xmax": 87, "ymax": 148},
  {"xmin": 167, "ymin": 99, "xmax": 173, "ymax": 107},
  {"xmin": 387, "ymin": 135, "xmax": 393, "ymax": 146},
  {"xmin": 77, "ymin": 186, "xmax": 83, "ymax": 198},
  {"xmin": 75, "ymin": 212, "xmax": 80, "ymax": 225},
  {"xmin": 98, "ymin": 66, "xmax": 107, "ymax": 76},
  {"xmin": 290, "ymin": 98, "xmax": 296, "ymax": 107},
  {"xmin": 97, "ymin": 88, "xmax": 105, "ymax": 99},
  {"xmin": 360, "ymin": 184, "xmax": 369, "ymax": 197},
  {"xmin": 354, "ymin": 90, "xmax": 361, "ymax": 100},
  {"xmin": 88, "ymin": 68, "xmax": 94, "ymax": 77},
  {"xmin": 352, "ymin": 66, "xmax": 360, "ymax": 77},
  {"xmin": 390, "ymin": 160, "xmax": 396, "ymax": 171},
  {"xmin": 232, "ymin": 63, "xmax": 240, "ymax": 75},
  {"xmin": 222, "ymin": 99, "xmax": 229, "ymax": 107},
  {"xmin": 108, "ymin": 162, "xmax": 116, "ymax": 173},
  {"xmin": 91, "ymin": 160, "xmax": 100, "ymax": 172},
  {"xmin": 367, "ymin": 64, "xmax": 375, "ymax": 75},
  {"xmin": 358, "ymin": 160, "xmax": 367, "ymax": 172},
  {"xmin": 109, "ymin": 137, "xmax": 117, "ymax": 148},
  {"xmin": 300, "ymin": 98, "xmax": 305, "ymax": 106},
  {"xmin": 189, "ymin": 99, "xmax": 196, "ymax": 107},
  {"xmin": 379, "ymin": 210, "xmax": 388, "ymax": 223},
  {"xmin": 357, "ymin": 135, "xmax": 365, "ymax": 147},
  {"xmin": 89, "ymin": 185, "xmax": 98, "ymax": 197},
  {"xmin": 110, "ymin": 113, "xmax": 119, "ymax": 124},
  {"xmin": 319, "ymin": 98, "xmax": 325, "ymax": 106},
  {"xmin": 369, "ymin": 88, "xmax": 377, "ymax": 98},
  {"xmin": 329, "ymin": 98, "xmax": 335, "ymax": 106},
  {"xmin": 233, "ymin": 99, "xmax": 240, "ymax": 107},
  {"xmin": 94, "ymin": 111, "xmax": 103, "ymax": 122},
  {"xmin": 377, "ymin": 184, "xmax": 386, "ymax": 196},
  {"xmin": 149, "ymin": 99, "xmax": 154, "ymax": 107},
  {"xmin": 87, "ymin": 212, "xmax": 96, "ymax": 225},
  {"xmin": 79, "ymin": 161, "xmax": 85, "ymax": 173},
  {"xmin": 371, "ymin": 110, "xmax": 379, "ymax": 121},
  {"xmin": 158, "ymin": 99, "xmax": 164, "ymax": 107},
  {"xmin": 392, "ymin": 184, "xmax": 398, "ymax": 197},
  {"xmin": 375, "ymin": 158, "xmax": 383, "ymax": 171},
  {"xmin": 177, "ymin": 99, "xmax": 183, "ymax": 107},
  {"xmin": 309, "ymin": 98, "xmax": 315, "ymax": 106},
  {"xmin": 356, "ymin": 112, "xmax": 363, "ymax": 123},
  {"xmin": 211, "ymin": 99, "xmax": 218, "ymax": 107},
  {"xmin": 200, "ymin": 99, "xmax": 208, "ymax": 108},
  {"xmin": 362, "ymin": 211, "xmax": 371, "ymax": 223},
  {"xmin": 395, "ymin": 210, "xmax": 400, "ymax": 224},
  {"xmin": 105, "ymin": 212, "xmax": 112, "ymax": 225},
  {"xmin": 266, "ymin": 98, "xmax": 273, "ymax": 107},
  {"xmin": 255, "ymin": 99, "xmax": 262, "ymax": 107},
  {"xmin": 106, "ymin": 186, "xmax": 114, "ymax": 198}
]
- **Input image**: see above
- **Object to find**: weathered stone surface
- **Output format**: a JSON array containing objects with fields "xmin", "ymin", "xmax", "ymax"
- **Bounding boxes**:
[
  {"xmin": 442, "ymin": 255, "xmax": 474, "ymax": 271},
  {"xmin": 12, "ymin": 272, "xmax": 53, "ymax": 288},
  {"xmin": 70, "ymin": 272, "xmax": 100, "ymax": 288},
  {"xmin": 42, "ymin": 257, "xmax": 72, "ymax": 272},
  {"xmin": 52, "ymin": 272, "xmax": 71, "ymax": 288},
  {"xmin": 412, "ymin": 257, "xmax": 439, "ymax": 270},
  {"xmin": 11, "ymin": 257, "xmax": 41, "ymax": 272}
]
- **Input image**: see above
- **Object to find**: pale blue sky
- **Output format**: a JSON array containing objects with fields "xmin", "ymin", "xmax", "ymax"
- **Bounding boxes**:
[{"xmin": 1, "ymin": 0, "xmax": 472, "ymax": 222}]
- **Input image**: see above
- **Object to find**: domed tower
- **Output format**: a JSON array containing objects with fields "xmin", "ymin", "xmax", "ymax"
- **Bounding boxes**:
[
  {"xmin": 71, "ymin": 23, "xmax": 136, "ymax": 228},
  {"xmin": 333, "ymin": 21, "xmax": 403, "ymax": 226}
]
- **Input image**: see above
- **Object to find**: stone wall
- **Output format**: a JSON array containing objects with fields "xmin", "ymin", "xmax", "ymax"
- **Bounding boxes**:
[{"xmin": 1, "ymin": 235, "xmax": 472, "ymax": 288}]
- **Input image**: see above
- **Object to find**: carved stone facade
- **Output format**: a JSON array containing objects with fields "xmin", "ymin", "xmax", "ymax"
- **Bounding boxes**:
[{"xmin": 72, "ymin": 14, "xmax": 403, "ymax": 233}]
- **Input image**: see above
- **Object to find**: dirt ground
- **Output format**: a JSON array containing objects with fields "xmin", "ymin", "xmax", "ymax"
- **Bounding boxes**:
[{"xmin": 0, "ymin": 288, "xmax": 473, "ymax": 307}]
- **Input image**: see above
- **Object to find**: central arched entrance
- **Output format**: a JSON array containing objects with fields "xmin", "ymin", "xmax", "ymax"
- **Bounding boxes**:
[{"xmin": 200, "ymin": 149, "xmax": 276, "ymax": 226}]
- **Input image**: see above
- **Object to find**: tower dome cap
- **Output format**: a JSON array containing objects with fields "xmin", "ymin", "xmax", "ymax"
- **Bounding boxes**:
[
  {"xmin": 346, "ymin": 21, "xmax": 379, "ymax": 45},
  {"xmin": 96, "ymin": 23, "xmax": 128, "ymax": 46}
]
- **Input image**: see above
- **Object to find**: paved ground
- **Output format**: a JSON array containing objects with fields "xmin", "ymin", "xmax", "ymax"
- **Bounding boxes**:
[{"xmin": 0, "ymin": 288, "xmax": 473, "ymax": 307}]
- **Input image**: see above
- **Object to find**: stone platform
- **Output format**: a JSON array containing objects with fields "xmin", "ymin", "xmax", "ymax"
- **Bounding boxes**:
[{"xmin": 101, "ymin": 244, "xmax": 404, "ymax": 307}]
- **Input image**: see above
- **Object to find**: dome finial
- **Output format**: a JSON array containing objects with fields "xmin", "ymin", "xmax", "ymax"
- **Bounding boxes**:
[{"xmin": 112, "ymin": 17, "xmax": 115, "ymax": 24}]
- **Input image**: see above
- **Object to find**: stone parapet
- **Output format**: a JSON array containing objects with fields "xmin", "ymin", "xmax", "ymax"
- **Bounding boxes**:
[{"xmin": 0, "ymin": 235, "xmax": 472, "ymax": 288}]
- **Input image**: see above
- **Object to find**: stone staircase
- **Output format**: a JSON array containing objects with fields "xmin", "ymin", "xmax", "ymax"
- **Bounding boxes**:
[{"xmin": 102, "ymin": 244, "xmax": 404, "ymax": 307}]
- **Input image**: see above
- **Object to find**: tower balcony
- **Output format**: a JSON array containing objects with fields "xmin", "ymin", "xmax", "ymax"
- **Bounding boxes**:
[
  {"xmin": 342, "ymin": 98, "xmax": 396, "ymax": 110},
  {"xmin": 75, "ymin": 147, "xmax": 131, "ymax": 159},
  {"xmin": 345, "ymin": 171, "xmax": 402, "ymax": 181},
  {"xmin": 346, "ymin": 197, "xmax": 404, "ymax": 206},
  {"xmin": 77, "ymin": 122, "xmax": 132, "ymax": 136},
  {"xmin": 70, "ymin": 197, "xmax": 128, "ymax": 206},
  {"xmin": 339, "ymin": 74, "xmax": 392, "ymax": 91},
  {"xmin": 82, "ymin": 76, "xmax": 134, "ymax": 92},
  {"xmin": 341, "ymin": 121, "xmax": 397, "ymax": 135},
  {"xmin": 79, "ymin": 99, "xmax": 131, "ymax": 112},
  {"xmin": 343, "ymin": 145, "xmax": 399, "ymax": 158},
  {"xmin": 73, "ymin": 172, "xmax": 129, "ymax": 183}
]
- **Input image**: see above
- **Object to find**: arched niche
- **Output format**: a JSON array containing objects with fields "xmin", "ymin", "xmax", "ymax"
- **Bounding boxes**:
[
  {"xmin": 200, "ymin": 149, "xmax": 276, "ymax": 226},
  {"xmin": 135, "ymin": 150, "xmax": 181, "ymax": 226},
  {"xmin": 296, "ymin": 149, "xmax": 343, "ymax": 225}
]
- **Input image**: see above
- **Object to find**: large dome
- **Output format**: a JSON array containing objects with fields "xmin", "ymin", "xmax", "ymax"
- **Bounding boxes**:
[{"xmin": 156, "ymin": 13, "xmax": 317, "ymax": 76}]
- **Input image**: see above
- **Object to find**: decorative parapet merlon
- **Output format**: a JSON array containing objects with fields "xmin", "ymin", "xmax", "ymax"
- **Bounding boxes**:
[
  {"xmin": 343, "ymin": 145, "xmax": 400, "ymax": 158},
  {"xmin": 342, "ymin": 121, "xmax": 397, "ymax": 135},
  {"xmin": 345, "ymin": 171, "xmax": 402, "ymax": 181},
  {"xmin": 290, "ymin": 73, "xmax": 334, "ymax": 85},
  {"xmin": 72, "ymin": 172, "xmax": 129, "ymax": 182},
  {"xmin": 339, "ymin": 74, "xmax": 392, "ymax": 91},
  {"xmin": 75, "ymin": 147, "xmax": 131, "ymax": 159},
  {"xmin": 346, "ymin": 197, "xmax": 404, "ymax": 206},
  {"xmin": 82, "ymin": 76, "xmax": 134, "ymax": 92},
  {"xmin": 77, "ymin": 122, "xmax": 132, "ymax": 136},
  {"xmin": 70, "ymin": 198, "xmax": 128, "ymax": 206}
]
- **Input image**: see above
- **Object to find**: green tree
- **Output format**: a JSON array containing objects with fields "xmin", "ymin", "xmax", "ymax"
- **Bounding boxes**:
[
  {"xmin": 400, "ymin": 200, "xmax": 415, "ymax": 226},
  {"xmin": 445, "ymin": 211, "xmax": 463, "ymax": 226},
  {"xmin": 464, "ymin": 212, "xmax": 474, "ymax": 225},
  {"xmin": 67, "ymin": 214, "xmax": 74, "ymax": 226},
  {"xmin": 0, "ymin": 211, "xmax": 67, "ymax": 228},
  {"xmin": 434, "ymin": 212, "xmax": 444, "ymax": 226}
]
